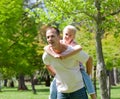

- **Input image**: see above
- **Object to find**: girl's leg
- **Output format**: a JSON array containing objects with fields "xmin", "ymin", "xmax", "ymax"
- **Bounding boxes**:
[{"xmin": 81, "ymin": 70, "xmax": 96, "ymax": 99}]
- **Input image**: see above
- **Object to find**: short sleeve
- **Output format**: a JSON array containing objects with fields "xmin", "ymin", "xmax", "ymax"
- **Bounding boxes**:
[
  {"xmin": 77, "ymin": 50, "xmax": 89, "ymax": 63},
  {"xmin": 42, "ymin": 52, "xmax": 50, "ymax": 65}
]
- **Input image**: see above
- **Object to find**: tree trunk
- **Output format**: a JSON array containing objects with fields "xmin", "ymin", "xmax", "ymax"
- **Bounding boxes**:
[
  {"xmin": 45, "ymin": 75, "xmax": 50, "ymax": 87},
  {"xmin": 106, "ymin": 70, "xmax": 111, "ymax": 99},
  {"xmin": 113, "ymin": 67, "xmax": 118, "ymax": 85},
  {"xmin": 30, "ymin": 75, "xmax": 36, "ymax": 94},
  {"xmin": 0, "ymin": 80, "xmax": 1, "ymax": 91},
  {"xmin": 18, "ymin": 74, "xmax": 28, "ymax": 90},
  {"xmin": 95, "ymin": 0, "xmax": 109, "ymax": 99},
  {"xmin": 8, "ymin": 80, "xmax": 14, "ymax": 87},
  {"xmin": 93, "ymin": 66, "xmax": 97, "ymax": 95},
  {"xmin": 110, "ymin": 69, "xmax": 116, "ymax": 86},
  {"xmin": 95, "ymin": 23, "xmax": 109, "ymax": 99},
  {"xmin": 4, "ymin": 79, "xmax": 8, "ymax": 87},
  {"xmin": 110, "ymin": 67, "xmax": 119, "ymax": 86},
  {"xmin": 117, "ymin": 68, "xmax": 120, "ymax": 83}
]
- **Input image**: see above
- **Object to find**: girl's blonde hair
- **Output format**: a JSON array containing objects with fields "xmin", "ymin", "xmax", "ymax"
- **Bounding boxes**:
[{"xmin": 63, "ymin": 25, "xmax": 77, "ymax": 34}]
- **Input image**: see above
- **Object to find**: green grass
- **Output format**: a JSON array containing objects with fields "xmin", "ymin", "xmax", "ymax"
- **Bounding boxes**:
[
  {"xmin": 110, "ymin": 85, "xmax": 120, "ymax": 99},
  {"xmin": 0, "ymin": 84, "xmax": 49, "ymax": 99},
  {"xmin": 0, "ymin": 83, "xmax": 120, "ymax": 99},
  {"xmin": 95, "ymin": 84, "xmax": 120, "ymax": 99}
]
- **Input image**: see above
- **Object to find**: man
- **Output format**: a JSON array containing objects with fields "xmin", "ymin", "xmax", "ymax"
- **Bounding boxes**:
[{"xmin": 42, "ymin": 27, "xmax": 90, "ymax": 99}]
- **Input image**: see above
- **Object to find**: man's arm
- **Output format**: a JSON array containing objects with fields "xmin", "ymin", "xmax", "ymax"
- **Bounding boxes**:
[
  {"xmin": 86, "ymin": 56, "xmax": 93, "ymax": 76},
  {"xmin": 46, "ymin": 65, "xmax": 56, "ymax": 76},
  {"xmin": 78, "ymin": 50, "xmax": 93, "ymax": 76}
]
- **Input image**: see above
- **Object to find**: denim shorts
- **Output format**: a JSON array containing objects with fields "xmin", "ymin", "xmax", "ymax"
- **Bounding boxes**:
[
  {"xmin": 49, "ymin": 78, "xmax": 57, "ymax": 99},
  {"xmin": 57, "ymin": 87, "xmax": 88, "ymax": 99},
  {"xmin": 81, "ymin": 69, "xmax": 95, "ymax": 94}
]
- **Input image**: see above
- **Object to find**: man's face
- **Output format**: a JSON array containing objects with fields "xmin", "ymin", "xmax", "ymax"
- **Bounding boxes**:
[
  {"xmin": 46, "ymin": 29, "xmax": 60, "ymax": 47},
  {"xmin": 63, "ymin": 29, "xmax": 75, "ymax": 44}
]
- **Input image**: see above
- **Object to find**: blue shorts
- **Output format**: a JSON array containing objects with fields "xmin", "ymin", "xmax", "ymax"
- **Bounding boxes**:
[
  {"xmin": 57, "ymin": 87, "xmax": 88, "ymax": 99},
  {"xmin": 49, "ymin": 78, "xmax": 57, "ymax": 99}
]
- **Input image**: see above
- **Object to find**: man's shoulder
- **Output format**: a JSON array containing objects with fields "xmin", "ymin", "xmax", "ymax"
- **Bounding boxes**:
[
  {"xmin": 42, "ymin": 52, "xmax": 50, "ymax": 59},
  {"xmin": 44, "ymin": 45, "xmax": 50, "ymax": 50}
]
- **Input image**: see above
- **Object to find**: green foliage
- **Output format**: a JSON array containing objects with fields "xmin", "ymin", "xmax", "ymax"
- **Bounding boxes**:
[
  {"xmin": 25, "ymin": 0, "xmax": 120, "ymax": 70},
  {"xmin": 24, "ymin": 1, "xmax": 120, "ymax": 98},
  {"xmin": 0, "ymin": 0, "xmax": 24, "ymax": 69},
  {"xmin": 102, "ymin": 34, "xmax": 120, "ymax": 69},
  {"xmin": 0, "ymin": 1, "xmax": 120, "ymax": 98},
  {"xmin": 0, "ymin": 0, "xmax": 23, "ymax": 34},
  {"xmin": 76, "ymin": 28, "xmax": 97, "ymax": 65},
  {"xmin": 0, "ymin": 0, "xmax": 44, "ymax": 79}
]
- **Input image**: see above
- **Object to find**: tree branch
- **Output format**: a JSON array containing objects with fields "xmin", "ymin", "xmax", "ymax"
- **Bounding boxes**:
[
  {"xmin": 82, "ymin": 11, "xmax": 96, "ymax": 21},
  {"xmin": 101, "ymin": 9, "xmax": 120, "ymax": 21},
  {"xmin": 110, "ymin": 9, "xmax": 120, "ymax": 16}
]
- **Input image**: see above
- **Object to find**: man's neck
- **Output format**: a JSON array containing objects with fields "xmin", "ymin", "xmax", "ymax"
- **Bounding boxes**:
[{"xmin": 51, "ymin": 44, "xmax": 67, "ymax": 54}]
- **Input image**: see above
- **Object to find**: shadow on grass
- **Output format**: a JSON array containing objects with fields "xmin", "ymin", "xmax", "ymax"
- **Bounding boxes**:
[
  {"xmin": 96, "ymin": 84, "xmax": 120, "ymax": 90},
  {"xmin": 36, "ymin": 88, "xmax": 49, "ymax": 92},
  {"xmin": 111, "ymin": 98, "xmax": 120, "ymax": 99},
  {"xmin": 111, "ymin": 85, "xmax": 120, "ymax": 89},
  {"xmin": 1, "ymin": 86, "xmax": 49, "ymax": 93}
]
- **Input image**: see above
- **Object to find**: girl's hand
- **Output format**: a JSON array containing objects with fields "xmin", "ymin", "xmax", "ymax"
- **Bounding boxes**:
[{"xmin": 54, "ymin": 54, "xmax": 61, "ymax": 58}]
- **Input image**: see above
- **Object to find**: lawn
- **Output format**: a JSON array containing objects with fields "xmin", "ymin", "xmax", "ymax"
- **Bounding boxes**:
[
  {"xmin": 0, "ymin": 82, "xmax": 120, "ymax": 99},
  {"xmin": 96, "ymin": 84, "xmax": 120, "ymax": 99},
  {"xmin": 0, "ymin": 84, "xmax": 49, "ymax": 99}
]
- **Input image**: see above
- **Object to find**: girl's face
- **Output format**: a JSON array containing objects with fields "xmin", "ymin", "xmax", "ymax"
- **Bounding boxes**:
[{"xmin": 63, "ymin": 29, "xmax": 75, "ymax": 44}]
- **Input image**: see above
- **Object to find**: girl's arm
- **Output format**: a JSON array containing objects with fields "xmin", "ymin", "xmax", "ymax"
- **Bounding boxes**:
[
  {"xmin": 44, "ymin": 45, "xmax": 82, "ymax": 59},
  {"xmin": 60, "ymin": 45, "xmax": 82, "ymax": 59},
  {"xmin": 44, "ymin": 45, "xmax": 61, "ymax": 58}
]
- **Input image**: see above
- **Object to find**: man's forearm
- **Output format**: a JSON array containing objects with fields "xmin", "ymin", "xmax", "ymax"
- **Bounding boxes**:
[{"xmin": 46, "ymin": 65, "xmax": 56, "ymax": 76}]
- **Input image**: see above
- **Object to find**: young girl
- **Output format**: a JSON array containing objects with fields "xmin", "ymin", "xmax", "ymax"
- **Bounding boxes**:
[{"xmin": 44, "ymin": 25, "xmax": 96, "ymax": 99}]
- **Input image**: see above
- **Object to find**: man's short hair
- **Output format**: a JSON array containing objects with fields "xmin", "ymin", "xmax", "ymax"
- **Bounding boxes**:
[{"xmin": 46, "ymin": 27, "xmax": 60, "ymax": 35}]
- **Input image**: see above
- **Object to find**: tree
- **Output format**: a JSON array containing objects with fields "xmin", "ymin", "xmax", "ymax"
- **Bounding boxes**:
[
  {"xmin": 0, "ymin": 0, "xmax": 24, "ymax": 88},
  {"xmin": 0, "ymin": 0, "xmax": 44, "ymax": 91},
  {"xmin": 29, "ymin": 0, "xmax": 120, "ymax": 99}
]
